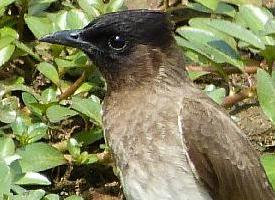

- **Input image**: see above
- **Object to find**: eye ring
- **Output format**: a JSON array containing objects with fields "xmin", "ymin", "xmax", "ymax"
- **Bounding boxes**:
[{"xmin": 108, "ymin": 35, "xmax": 127, "ymax": 51}]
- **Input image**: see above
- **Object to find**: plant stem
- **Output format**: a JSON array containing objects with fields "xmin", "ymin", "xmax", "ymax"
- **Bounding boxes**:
[
  {"xmin": 58, "ymin": 71, "xmax": 86, "ymax": 101},
  {"xmin": 17, "ymin": 0, "xmax": 28, "ymax": 40},
  {"xmin": 222, "ymin": 87, "xmax": 256, "ymax": 108},
  {"xmin": 186, "ymin": 65, "xmax": 259, "ymax": 75}
]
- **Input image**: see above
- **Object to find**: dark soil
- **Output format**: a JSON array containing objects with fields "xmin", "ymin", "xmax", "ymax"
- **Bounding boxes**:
[{"xmin": 232, "ymin": 103, "xmax": 275, "ymax": 151}]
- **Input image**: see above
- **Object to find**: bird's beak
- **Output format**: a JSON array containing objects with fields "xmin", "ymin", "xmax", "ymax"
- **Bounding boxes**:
[{"xmin": 39, "ymin": 29, "xmax": 87, "ymax": 49}]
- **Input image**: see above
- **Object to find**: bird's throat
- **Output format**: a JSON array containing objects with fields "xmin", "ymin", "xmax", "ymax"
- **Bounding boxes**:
[{"xmin": 103, "ymin": 44, "xmax": 187, "ymax": 93}]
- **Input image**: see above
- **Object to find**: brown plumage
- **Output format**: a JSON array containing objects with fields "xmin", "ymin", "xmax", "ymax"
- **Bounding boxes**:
[{"xmin": 40, "ymin": 10, "xmax": 275, "ymax": 200}]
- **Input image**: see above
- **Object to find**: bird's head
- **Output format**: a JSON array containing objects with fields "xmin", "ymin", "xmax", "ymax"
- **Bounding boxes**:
[{"xmin": 40, "ymin": 10, "xmax": 180, "ymax": 91}]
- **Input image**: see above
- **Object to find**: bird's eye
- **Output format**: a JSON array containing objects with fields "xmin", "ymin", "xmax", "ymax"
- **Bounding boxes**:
[{"xmin": 108, "ymin": 35, "xmax": 127, "ymax": 51}]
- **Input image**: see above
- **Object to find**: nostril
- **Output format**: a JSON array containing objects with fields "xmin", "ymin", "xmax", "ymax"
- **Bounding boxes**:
[{"xmin": 70, "ymin": 32, "xmax": 79, "ymax": 40}]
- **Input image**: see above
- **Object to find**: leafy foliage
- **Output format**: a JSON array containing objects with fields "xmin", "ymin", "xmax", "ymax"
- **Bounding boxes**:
[
  {"xmin": 261, "ymin": 154, "xmax": 275, "ymax": 189},
  {"xmin": 1, "ymin": 0, "xmax": 275, "ymax": 198},
  {"xmin": 175, "ymin": 1, "xmax": 275, "ymax": 112},
  {"xmin": 0, "ymin": 0, "xmax": 122, "ymax": 198},
  {"xmin": 174, "ymin": 0, "xmax": 275, "ymax": 187}
]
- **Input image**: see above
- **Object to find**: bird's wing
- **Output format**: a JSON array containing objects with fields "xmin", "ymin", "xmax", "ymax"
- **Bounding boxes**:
[{"xmin": 179, "ymin": 92, "xmax": 275, "ymax": 200}]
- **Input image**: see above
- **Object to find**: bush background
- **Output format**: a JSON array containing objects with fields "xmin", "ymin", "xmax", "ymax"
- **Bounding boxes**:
[{"xmin": 1, "ymin": 0, "xmax": 275, "ymax": 199}]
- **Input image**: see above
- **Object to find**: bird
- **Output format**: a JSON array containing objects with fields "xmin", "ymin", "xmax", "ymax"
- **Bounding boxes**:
[{"xmin": 40, "ymin": 10, "xmax": 275, "ymax": 200}]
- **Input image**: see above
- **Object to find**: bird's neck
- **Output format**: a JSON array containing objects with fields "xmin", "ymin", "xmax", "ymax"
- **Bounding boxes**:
[{"xmin": 104, "ymin": 44, "xmax": 187, "ymax": 94}]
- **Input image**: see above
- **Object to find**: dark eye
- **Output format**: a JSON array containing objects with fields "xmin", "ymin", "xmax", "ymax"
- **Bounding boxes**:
[{"xmin": 108, "ymin": 35, "xmax": 127, "ymax": 51}]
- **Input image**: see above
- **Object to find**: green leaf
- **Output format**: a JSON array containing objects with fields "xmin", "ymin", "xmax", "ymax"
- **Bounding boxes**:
[
  {"xmin": 0, "ymin": 27, "xmax": 18, "ymax": 39},
  {"xmin": 5, "ymin": 84, "xmax": 41, "ymax": 101},
  {"xmin": 261, "ymin": 19, "xmax": 275, "ymax": 36},
  {"xmin": 176, "ymin": 26, "xmax": 239, "ymax": 56},
  {"xmin": 22, "ymin": 92, "xmax": 43, "ymax": 117},
  {"xmin": 27, "ymin": 103, "xmax": 49, "ymax": 117},
  {"xmin": 256, "ymin": 69, "xmax": 275, "ymax": 123},
  {"xmin": 194, "ymin": 0, "xmax": 219, "ymax": 10},
  {"xmin": 55, "ymin": 54, "xmax": 87, "ymax": 71},
  {"xmin": 223, "ymin": 0, "xmax": 261, "ymax": 6},
  {"xmin": 176, "ymin": 36, "xmax": 214, "ymax": 60},
  {"xmin": 64, "ymin": 195, "xmax": 83, "ymax": 200},
  {"xmin": 0, "ymin": 97, "xmax": 17, "ymax": 123},
  {"xmin": 187, "ymin": 2, "xmax": 212, "ymax": 13},
  {"xmin": 46, "ymin": 11, "xmax": 67, "ymax": 30},
  {"xmin": 4, "ymin": 154, "xmax": 21, "ymax": 165},
  {"xmin": 11, "ymin": 184, "xmax": 27, "ymax": 195},
  {"xmin": 105, "ymin": 0, "xmax": 124, "ymax": 12},
  {"xmin": 175, "ymin": 28, "xmax": 243, "ymax": 69},
  {"xmin": 21, "ymin": 92, "xmax": 38, "ymax": 104},
  {"xmin": 74, "ymin": 128, "xmax": 103, "ymax": 146},
  {"xmin": 189, "ymin": 18, "xmax": 237, "ymax": 50},
  {"xmin": 0, "ymin": 8, "xmax": 4, "ymax": 17},
  {"xmin": 78, "ymin": 0, "xmax": 101, "ymax": 20},
  {"xmin": 0, "ymin": 137, "xmax": 15, "ymax": 158},
  {"xmin": 199, "ymin": 18, "xmax": 265, "ymax": 50},
  {"xmin": 10, "ymin": 160, "xmax": 24, "ymax": 183},
  {"xmin": 11, "ymin": 115, "xmax": 28, "ymax": 136},
  {"xmin": 66, "ymin": 9, "xmax": 89, "ymax": 30},
  {"xmin": 74, "ymin": 82, "xmax": 95, "ymax": 95},
  {"xmin": 238, "ymin": 4, "xmax": 272, "ymax": 33},
  {"xmin": 71, "ymin": 96, "xmax": 102, "ymax": 125},
  {"xmin": 13, "ymin": 40, "xmax": 41, "ymax": 61},
  {"xmin": 27, "ymin": 123, "xmax": 48, "ymax": 143},
  {"xmin": 215, "ymin": 2, "xmax": 236, "ymax": 17},
  {"xmin": 0, "ymin": 36, "xmax": 15, "ymax": 49},
  {"xmin": 0, "ymin": 160, "xmax": 12, "ymax": 194},
  {"xmin": 15, "ymin": 172, "xmax": 51, "ymax": 185},
  {"xmin": 188, "ymin": 2, "xmax": 236, "ymax": 17},
  {"xmin": 261, "ymin": 154, "xmax": 275, "ymax": 189},
  {"xmin": 0, "ymin": 0, "xmax": 15, "ymax": 9},
  {"xmin": 13, "ymin": 189, "xmax": 45, "ymax": 200},
  {"xmin": 67, "ymin": 138, "xmax": 81, "ymax": 158},
  {"xmin": 17, "ymin": 143, "xmax": 66, "ymax": 172},
  {"xmin": 25, "ymin": 16, "xmax": 53, "ymax": 38},
  {"xmin": 184, "ymin": 48, "xmax": 212, "ymax": 64},
  {"xmin": 204, "ymin": 85, "xmax": 226, "ymax": 104},
  {"xmin": 46, "ymin": 105, "xmax": 78, "ymax": 123},
  {"xmin": 187, "ymin": 71, "xmax": 209, "ymax": 81},
  {"xmin": 0, "ymin": 44, "xmax": 15, "ymax": 67},
  {"xmin": 47, "ymin": 10, "xmax": 89, "ymax": 31},
  {"xmin": 41, "ymin": 88, "xmax": 57, "ymax": 103},
  {"xmin": 27, "ymin": 10, "xmax": 89, "ymax": 38},
  {"xmin": 28, "ymin": 0, "xmax": 57, "ymax": 15},
  {"xmin": 44, "ymin": 194, "xmax": 60, "ymax": 200},
  {"xmin": 85, "ymin": 153, "xmax": 98, "ymax": 164},
  {"xmin": 261, "ymin": 46, "xmax": 275, "ymax": 63},
  {"xmin": 37, "ymin": 62, "xmax": 60, "ymax": 86},
  {"xmin": 55, "ymin": 58, "xmax": 79, "ymax": 69},
  {"xmin": 66, "ymin": 51, "xmax": 88, "ymax": 64}
]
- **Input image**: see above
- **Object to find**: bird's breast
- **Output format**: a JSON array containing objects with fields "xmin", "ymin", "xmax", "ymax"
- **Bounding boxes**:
[{"xmin": 103, "ymin": 89, "xmax": 212, "ymax": 200}]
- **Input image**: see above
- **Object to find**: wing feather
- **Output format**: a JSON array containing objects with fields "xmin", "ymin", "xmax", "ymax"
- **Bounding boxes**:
[{"xmin": 180, "ymin": 95, "xmax": 275, "ymax": 200}]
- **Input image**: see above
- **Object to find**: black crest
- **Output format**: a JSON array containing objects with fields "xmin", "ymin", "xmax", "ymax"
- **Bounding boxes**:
[{"xmin": 81, "ymin": 10, "xmax": 174, "ymax": 48}]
